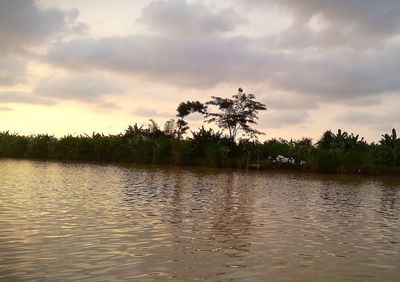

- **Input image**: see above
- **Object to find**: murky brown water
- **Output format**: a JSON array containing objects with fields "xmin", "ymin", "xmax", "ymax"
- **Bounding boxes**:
[{"xmin": 0, "ymin": 159, "xmax": 399, "ymax": 281}]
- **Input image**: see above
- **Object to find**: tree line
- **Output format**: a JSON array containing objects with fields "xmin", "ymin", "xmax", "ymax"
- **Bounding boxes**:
[{"xmin": 0, "ymin": 89, "xmax": 399, "ymax": 175}]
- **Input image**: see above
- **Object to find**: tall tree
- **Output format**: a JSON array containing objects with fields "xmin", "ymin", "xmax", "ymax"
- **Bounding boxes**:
[{"xmin": 205, "ymin": 88, "xmax": 267, "ymax": 141}]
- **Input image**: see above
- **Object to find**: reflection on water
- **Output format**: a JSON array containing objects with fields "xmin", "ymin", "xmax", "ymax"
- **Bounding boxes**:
[{"xmin": 0, "ymin": 159, "xmax": 399, "ymax": 281}]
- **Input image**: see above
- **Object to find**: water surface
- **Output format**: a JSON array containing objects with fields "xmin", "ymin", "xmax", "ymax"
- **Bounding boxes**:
[{"xmin": 0, "ymin": 159, "xmax": 399, "ymax": 281}]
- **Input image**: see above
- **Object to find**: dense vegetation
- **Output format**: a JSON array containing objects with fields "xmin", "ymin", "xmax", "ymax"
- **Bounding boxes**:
[
  {"xmin": 1, "ymin": 126, "xmax": 399, "ymax": 175},
  {"xmin": 0, "ymin": 89, "xmax": 399, "ymax": 175}
]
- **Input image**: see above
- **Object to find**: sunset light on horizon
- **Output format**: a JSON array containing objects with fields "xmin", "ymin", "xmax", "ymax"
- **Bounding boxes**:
[{"xmin": 1, "ymin": 0, "xmax": 399, "ymax": 142}]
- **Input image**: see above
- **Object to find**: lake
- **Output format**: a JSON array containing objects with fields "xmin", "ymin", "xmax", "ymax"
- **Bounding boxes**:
[{"xmin": 0, "ymin": 159, "xmax": 399, "ymax": 281}]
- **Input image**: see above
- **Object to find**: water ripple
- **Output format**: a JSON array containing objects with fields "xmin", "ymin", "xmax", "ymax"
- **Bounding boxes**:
[{"xmin": 0, "ymin": 160, "xmax": 399, "ymax": 281}]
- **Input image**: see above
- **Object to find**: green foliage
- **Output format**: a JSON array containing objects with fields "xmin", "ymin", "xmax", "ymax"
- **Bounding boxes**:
[
  {"xmin": 317, "ymin": 129, "xmax": 368, "ymax": 152},
  {"xmin": 310, "ymin": 129, "xmax": 376, "ymax": 174},
  {"xmin": 260, "ymin": 138, "xmax": 312, "ymax": 163},
  {"xmin": 176, "ymin": 101, "xmax": 207, "ymax": 138},
  {"xmin": 27, "ymin": 134, "xmax": 55, "ymax": 158},
  {"xmin": 174, "ymin": 88, "xmax": 267, "ymax": 142},
  {"xmin": 0, "ymin": 127, "xmax": 399, "ymax": 176},
  {"xmin": 0, "ymin": 131, "xmax": 28, "ymax": 158},
  {"xmin": 205, "ymin": 88, "xmax": 267, "ymax": 141},
  {"xmin": 3, "ymin": 87, "xmax": 396, "ymax": 175},
  {"xmin": 171, "ymin": 139, "xmax": 190, "ymax": 165},
  {"xmin": 372, "ymin": 128, "xmax": 400, "ymax": 167}
]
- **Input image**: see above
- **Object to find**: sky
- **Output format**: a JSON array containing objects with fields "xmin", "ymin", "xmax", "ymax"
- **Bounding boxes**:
[{"xmin": 0, "ymin": 0, "xmax": 399, "ymax": 142}]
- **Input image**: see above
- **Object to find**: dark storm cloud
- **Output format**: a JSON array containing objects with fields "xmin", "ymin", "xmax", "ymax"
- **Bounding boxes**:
[
  {"xmin": 139, "ymin": 0, "xmax": 242, "ymax": 36},
  {"xmin": 0, "ymin": 0, "xmax": 86, "ymax": 54}
]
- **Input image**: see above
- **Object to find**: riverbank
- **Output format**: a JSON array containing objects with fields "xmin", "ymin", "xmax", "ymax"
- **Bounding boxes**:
[
  {"xmin": 2, "ymin": 155, "xmax": 400, "ymax": 178},
  {"xmin": 1, "ymin": 128, "xmax": 399, "ymax": 176}
]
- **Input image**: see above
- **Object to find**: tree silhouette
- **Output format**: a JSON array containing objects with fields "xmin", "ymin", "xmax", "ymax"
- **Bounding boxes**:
[
  {"xmin": 176, "ymin": 101, "xmax": 207, "ymax": 139},
  {"xmin": 205, "ymin": 88, "xmax": 267, "ymax": 141}
]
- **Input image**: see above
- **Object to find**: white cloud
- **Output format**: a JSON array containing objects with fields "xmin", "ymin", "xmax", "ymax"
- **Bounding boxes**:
[
  {"xmin": 334, "ymin": 110, "xmax": 400, "ymax": 127},
  {"xmin": 41, "ymin": 0, "xmax": 400, "ymax": 107},
  {"xmin": 45, "ymin": 35, "xmax": 266, "ymax": 88},
  {"xmin": 0, "ymin": 57, "xmax": 26, "ymax": 86},
  {"xmin": 0, "ymin": 91, "xmax": 56, "ymax": 105},
  {"xmin": 240, "ymin": 0, "xmax": 400, "ymax": 48},
  {"xmin": 263, "ymin": 110, "xmax": 309, "ymax": 128},
  {"xmin": 132, "ymin": 107, "xmax": 171, "ymax": 118},
  {"xmin": 260, "ymin": 92, "xmax": 319, "ymax": 110},
  {"xmin": 139, "ymin": 0, "xmax": 242, "ymax": 37},
  {"xmin": 34, "ymin": 75, "xmax": 122, "ymax": 102},
  {"xmin": 0, "ymin": 106, "xmax": 13, "ymax": 111},
  {"xmin": 1, "ymin": 0, "xmax": 399, "ymax": 139},
  {"xmin": 45, "ymin": 33, "xmax": 400, "ymax": 105}
]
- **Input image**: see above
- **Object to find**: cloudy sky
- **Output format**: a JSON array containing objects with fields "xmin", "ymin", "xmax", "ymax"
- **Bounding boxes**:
[{"xmin": 0, "ymin": 0, "xmax": 399, "ymax": 141}]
